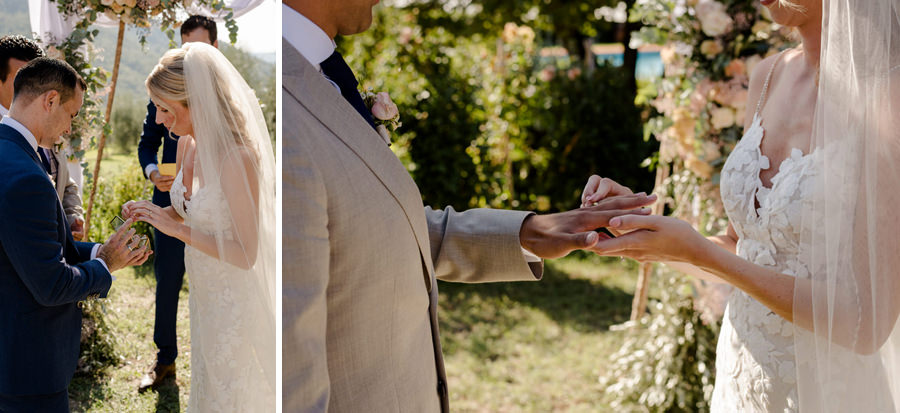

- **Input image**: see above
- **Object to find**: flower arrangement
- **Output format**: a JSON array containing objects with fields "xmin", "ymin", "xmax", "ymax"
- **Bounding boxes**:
[
  {"xmin": 362, "ymin": 89, "xmax": 401, "ymax": 145},
  {"xmin": 633, "ymin": 0, "xmax": 794, "ymax": 233},
  {"xmin": 52, "ymin": 0, "xmax": 238, "ymax": 44}
]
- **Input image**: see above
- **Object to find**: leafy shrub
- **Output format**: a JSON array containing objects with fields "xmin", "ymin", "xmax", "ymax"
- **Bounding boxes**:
[
  {"xmin": 78, "ymin": 159, "xmax": 153, "ymax": 375},
  {"xmin": 341, "ymin": 9, "xmax": 655, "ymax": 213},
  {"xmin": 600, "ymin": 271, "xmax": 719, "ymax": 412},
  {"xmin": 84, "ymin": 158, "xmax": 153, "ymax": 244},
  {"xmin": 77, "ymin": 300, "xmax": 121, "ymax": 376}
]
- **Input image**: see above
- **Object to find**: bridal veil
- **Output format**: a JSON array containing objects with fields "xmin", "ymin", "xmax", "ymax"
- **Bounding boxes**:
[
  {"xmin": 181, "ymin": 42, "xmax": 277, "ymax": 397},
  {"xmin": 794, "ymin": 0, "xmax": 900, "ymax": 410}
]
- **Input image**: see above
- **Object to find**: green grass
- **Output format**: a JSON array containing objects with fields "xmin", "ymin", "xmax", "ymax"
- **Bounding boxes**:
[
  {"xmin": 439, "ymin": 254, "xmax": 649, "ymax": 412},
  {"xmin": 82, "ymin": 148, "xmax": 137, "ymax": 181},
  {"xmin": 69, "ymin": 264, "xmax": 191, "ymax": 412}
]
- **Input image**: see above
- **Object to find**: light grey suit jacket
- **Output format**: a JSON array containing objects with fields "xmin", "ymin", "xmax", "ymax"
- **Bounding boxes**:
[
  {"xmin": 282, "ymin": 40, "xmax": 543, "ymax": 413},
  {"xmin": 47, "ymin": 148, "xmax": 83, "ymax": 225}
]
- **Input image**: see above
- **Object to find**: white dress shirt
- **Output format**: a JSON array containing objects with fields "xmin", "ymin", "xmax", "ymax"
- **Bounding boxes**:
[
  {"xmin": 282, "ymin": 4, "xmax": 336, "ymax": 71},
  {"xmin": 0, "ymin": 116, "xmax": 110, "ymax": 274},
  {"xmin": 282, "ymin": 5, "xmax": 342, "ymax": 92}
]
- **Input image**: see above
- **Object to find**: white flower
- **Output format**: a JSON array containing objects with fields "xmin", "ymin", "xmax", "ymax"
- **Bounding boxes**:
[
  {"xmin": 695, "ymin": 0, "xmax": 733, "ymax": 37},
  {"xmin": 710, "ymin": 107, "xmax": 736, "ymax": 130}
]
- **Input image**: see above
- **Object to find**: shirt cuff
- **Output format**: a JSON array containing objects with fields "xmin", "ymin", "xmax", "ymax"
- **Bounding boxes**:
[
  {"xmin": 90, "ymin": 244, "xmax": 114, "ymax": 280},
  {"xmin": 521, "ymin": 247, "xmax": 542, "ymax": 263},
  {"xmin": 145, "ymin": 163, "xmax": 159, "ymax": 179}
]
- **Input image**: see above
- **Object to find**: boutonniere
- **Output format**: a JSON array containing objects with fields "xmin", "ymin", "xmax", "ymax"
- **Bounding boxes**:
[{"xmin": 361, "ymin": 89, "xmax": 402, "ymax": 145}]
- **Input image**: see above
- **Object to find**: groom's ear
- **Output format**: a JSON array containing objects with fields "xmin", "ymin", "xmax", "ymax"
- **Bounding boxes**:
[{"xmin": 41, "ymin": 90, "xmax": 59, "ymax": 113}]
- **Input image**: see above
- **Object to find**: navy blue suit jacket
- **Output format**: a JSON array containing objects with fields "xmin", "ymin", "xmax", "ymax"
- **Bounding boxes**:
[
  {"xmin": 0, "ymin": 124, "xmax": 112, "ymax": 396},
  {"xmin": 137, "ymin": 101, "xmax": 179, "ymax": 208}
]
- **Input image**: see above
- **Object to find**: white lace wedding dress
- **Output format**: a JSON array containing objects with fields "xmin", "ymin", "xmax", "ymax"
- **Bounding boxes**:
[
  {"xmin": 170, "ymin": 168, "xmax": 275, "ymax": 412},
  {"xmin": 711, "ymin": 53, "xmax": 813, "ymax": 412}
]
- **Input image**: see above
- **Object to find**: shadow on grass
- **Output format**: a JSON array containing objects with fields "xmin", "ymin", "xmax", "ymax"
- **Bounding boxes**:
[
  {"xmin": 438, "ymin": 261, "xmax": 634, "ymax": 334},
  {"xmin": 69, "ymin": 371, "xmax": 111, "ymax": 412},
  {"xmin": 154, "ymin": 377, "xmax": 181, "ymax": 413},
  {"xmin": 133, "ymin": 258, "xmax": 156, "ymax": 279}
]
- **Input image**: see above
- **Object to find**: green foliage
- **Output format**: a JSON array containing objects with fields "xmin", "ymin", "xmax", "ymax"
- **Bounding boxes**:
[
  {"xmin": 342, "ymin": 7, "xmax": 654, "ymax": 212},
  {"xmin": 109, "ymin": 93, "xmax": 146, "ymax": 155},
  {"xmin": 84, "ymin": 158, "xmax": 153, "ymax": 244},
  {"xmin": 77, "ymin": 300, "xmax": 122, "ymax": 377},
  {"xmin": 521, "ymin": 65, "xmax": 655, "ymax": 211},
  {"xmin": 221, "ymin": 44, "xmax": 277, "ymax": 144},
  {"xmin": 600, "ymin": 272, "xmax": 719, "ymax": 412}
]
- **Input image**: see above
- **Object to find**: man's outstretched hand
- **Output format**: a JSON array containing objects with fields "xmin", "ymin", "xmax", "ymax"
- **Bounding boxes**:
[{"xmin": 519, "ymin": 192, "xmax": 657, "ymax": 259}]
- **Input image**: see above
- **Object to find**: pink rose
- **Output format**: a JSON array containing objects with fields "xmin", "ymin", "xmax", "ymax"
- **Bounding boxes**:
[
  {"xmin": 371, "ymin": 92, "xmax": 399, "ymax": 121},
  {"xmin": 399, "ymin": 27, "xmax": 413, "ymax": 45},
  {"xmin": 539, "ymin": 66, "xmax": 556, "ymax": 82},
  {"xmin": 567, "ymin": 67, "xmax": 582, "ymax": 80},
  {"xmin": 724, "ymin": 59, "xmax": 746, "ymax": 77}
]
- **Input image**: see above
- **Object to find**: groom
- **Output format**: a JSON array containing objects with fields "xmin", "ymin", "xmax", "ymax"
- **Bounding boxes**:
[
  {"xmin": 282, "ymin": 1, "xmax": 655, "ymax": 411},
  {"xmin": 0, "ymin": 57, "xmax": 151, "ymax": 411}
]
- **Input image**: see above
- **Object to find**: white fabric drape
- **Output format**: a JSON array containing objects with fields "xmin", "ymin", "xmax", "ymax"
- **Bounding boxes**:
[
  {"xmin": 28, "ymin": 0, "xmax": 265, "ymax": 45},
  {"xmin": 793, "ymin": 0, "xmax": 900, "ymax": 411}
]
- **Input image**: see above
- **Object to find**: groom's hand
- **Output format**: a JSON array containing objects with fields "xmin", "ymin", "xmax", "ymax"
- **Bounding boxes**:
[
  {"xmin": 97, "ymin": 218, "xmax": 153, "ymax": 273},
  {"xmin": 150, "ymin": 170, "xmax": 174, "ymax": 192},
  {"xmin": 519, "ymin": 193, "xmax": 657, "ymax": 259}
]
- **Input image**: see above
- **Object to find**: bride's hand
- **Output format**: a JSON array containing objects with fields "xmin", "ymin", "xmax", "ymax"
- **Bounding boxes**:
[
  {"xmin": 122, "ymin": 200, "xmax": 154, "ymax": 220},
  {"xmin": 580, "ymin": 175, "xmax": 635, "ymax": 208},
  {"xmin": 590, "ymin": 214, "xmax": 714, "ymax": 265},
  {"xmin": 132, "ymin": 204, "xmax": 183, "ymax": 238}
]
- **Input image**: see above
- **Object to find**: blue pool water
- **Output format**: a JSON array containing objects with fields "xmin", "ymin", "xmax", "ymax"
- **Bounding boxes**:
[{"xmin": 596, "ymin": 51, "xmax": 664, "ymax": 80}]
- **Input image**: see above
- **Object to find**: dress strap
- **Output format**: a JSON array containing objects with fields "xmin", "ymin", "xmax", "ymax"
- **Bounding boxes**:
[{"xmin": 754, "ymin": 50, "xmax": 788, "ymax": 118}]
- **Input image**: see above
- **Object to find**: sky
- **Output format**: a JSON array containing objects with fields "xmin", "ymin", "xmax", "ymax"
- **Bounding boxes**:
[{"xmin": 222, "ymin": 0, "xmax": 278, "ymax": 56}]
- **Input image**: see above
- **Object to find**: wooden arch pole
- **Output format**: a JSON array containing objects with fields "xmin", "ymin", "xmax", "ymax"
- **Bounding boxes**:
[
  {"xmin": 629, "ymin": 160, "xmax": 670, "ymax": 322},
  {"xmin": 84, "ymin": 20, "xmax": 126, "ymax": 237}
]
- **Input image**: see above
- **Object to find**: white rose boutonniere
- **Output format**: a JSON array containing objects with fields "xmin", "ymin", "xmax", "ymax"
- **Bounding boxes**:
[{"xmin": 362, "ymin": 90, "xmax": 402, "ymax": 145}]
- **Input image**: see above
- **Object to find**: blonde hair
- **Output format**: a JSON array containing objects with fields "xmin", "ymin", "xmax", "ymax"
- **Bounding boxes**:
[
  {"xmin": 146, "ymin": 46, "xmax": 252, "ymax": 150},
  {"xmin": 146, "ymin": 48, "xmax": 188, "ymax": 139},
  {"xmin": 778, "ymin": 0, "xmax": 806, "ymax": 12}
]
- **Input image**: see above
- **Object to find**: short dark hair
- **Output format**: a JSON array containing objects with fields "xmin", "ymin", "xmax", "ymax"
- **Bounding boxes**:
[
  {"xmin": 13, "ymin": 57, "xmax": 86, "ymax": 104},
  {"xmin": 180, "ymin": 15, "xmax": 217, "ymax": 44},
  {"xmin": 0, "ymin": 35, "xmax": 44, "ymax": 81}
]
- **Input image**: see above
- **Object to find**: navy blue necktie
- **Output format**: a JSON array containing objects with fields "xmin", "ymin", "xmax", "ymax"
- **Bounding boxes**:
[
  {"xmin": 319, "ymin": 51, "xmax": 377, "ymax": 130},
  {"xmin": 37, "ymin": 148, "xmax": 52, "ymax": 174}
]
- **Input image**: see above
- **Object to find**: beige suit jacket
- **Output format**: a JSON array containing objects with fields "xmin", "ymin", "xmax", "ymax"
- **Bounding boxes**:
[
  {"xmin": 47, "ymin": 148, "xmax": 83, "ymax": 225},
  {"xmin": 282, "ymin": 40, "xmax": 543, "ymax": 413}
]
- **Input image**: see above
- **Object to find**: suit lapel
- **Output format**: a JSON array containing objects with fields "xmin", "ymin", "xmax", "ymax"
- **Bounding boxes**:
[
  {"xmin": 0, "ymin": 124, "xmax": 41, "ymax": 167},
  {"xmin": 0, "ymin": 124, "xmax": 69, "ymax": 259},
  {"xmin": 283, "ymin": 40, "xmax": 436, "ymax": 280}
]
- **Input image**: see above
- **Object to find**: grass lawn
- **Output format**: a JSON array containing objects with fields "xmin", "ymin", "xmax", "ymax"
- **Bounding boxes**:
[
  {"xmin": 82, "ymin": 148, "xmax": 138, "ymax": 180},
  {"xmin": 69, "ymin": 263, "xmax": 191, "ymax": 412},
  {"xmin": 439, "ymin": 254, "xmax": 651, "ymax": 412}
]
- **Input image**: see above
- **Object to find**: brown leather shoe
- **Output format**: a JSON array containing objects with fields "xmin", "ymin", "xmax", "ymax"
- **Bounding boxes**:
[{"xmin": 137, "ymin": 362, "xmax": 176, "ymax": 392}]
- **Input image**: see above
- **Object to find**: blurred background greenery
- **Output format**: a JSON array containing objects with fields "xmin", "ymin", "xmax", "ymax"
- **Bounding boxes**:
[{"xmin": 340, "ymin": 0, "xmax": 660, "ymax": 213}]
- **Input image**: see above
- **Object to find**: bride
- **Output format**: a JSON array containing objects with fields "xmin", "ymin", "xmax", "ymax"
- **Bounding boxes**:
[
  {"xmin": 123, "ymin": 42, "xmax": 276, "ymax": 410},
  {"xmin": 583, "ymin": 0, "xmax": 899, "ymax": 411}
]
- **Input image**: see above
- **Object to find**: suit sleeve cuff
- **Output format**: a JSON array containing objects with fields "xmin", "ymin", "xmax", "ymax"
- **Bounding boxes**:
[
  {"xmin": 145, "ymin": 164, "xmax": 159, "ymax": 179},
  {"xmin": 90, "ymin": 244, "xmax": 114, "ymax": 280}
]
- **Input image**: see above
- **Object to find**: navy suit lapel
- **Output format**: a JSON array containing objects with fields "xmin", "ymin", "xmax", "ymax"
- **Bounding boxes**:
[
  {"xmin": 0, "ymin": 124, "xmax": 73, "ymax": 261},
  {"xmin": 0, "ymin": 124, "xmax": 41, "ymax": 167}
]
